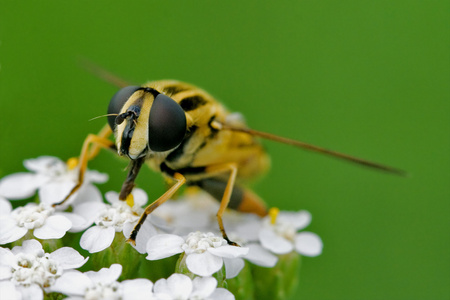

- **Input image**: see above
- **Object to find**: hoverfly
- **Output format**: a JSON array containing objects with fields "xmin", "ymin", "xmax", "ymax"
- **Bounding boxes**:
[{"xmin": 55, "ymin": 62, "xmax": 405, "ymax": 246}]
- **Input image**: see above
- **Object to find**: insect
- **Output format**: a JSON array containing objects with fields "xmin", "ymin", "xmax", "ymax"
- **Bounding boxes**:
[{"xmin": 55, "ymin": 63, "xmax": 406, "ymax": 246}]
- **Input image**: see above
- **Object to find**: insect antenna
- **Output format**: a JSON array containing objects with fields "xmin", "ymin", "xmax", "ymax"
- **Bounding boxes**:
[
  {"xmin": 212, "ymin": 121, "xmax": 407, "ymax": 177},
  {"xmin": 89, "ymin": 113, "xmax": 119, "ymax": 121},
  {"xmin": 78, "ymin": 57, "xmax": 133, "ymax": 88}
]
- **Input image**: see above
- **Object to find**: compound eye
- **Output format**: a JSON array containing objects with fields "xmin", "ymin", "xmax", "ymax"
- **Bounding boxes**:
[
  {"xmin": 148, "ymin": 94, "xmax": 187, "ymax": 151},
  {"xmin": 107, "ymin": 86, "xmax": 141, "ymax": 130}
]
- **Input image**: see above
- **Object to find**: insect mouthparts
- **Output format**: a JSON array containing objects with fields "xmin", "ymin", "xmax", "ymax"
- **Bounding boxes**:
[{"xmin": 115, "ymin": 111, "xmax": 132, "ymax": 125}]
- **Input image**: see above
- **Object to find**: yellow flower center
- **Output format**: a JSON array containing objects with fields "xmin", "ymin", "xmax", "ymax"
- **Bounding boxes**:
[
  {"xmin": 66, "ymin": 157, "xmax": 79, "ymax": 170},
  {"xmin": 269, "ymin": 207, "xmax": 280, "ymax": 225},
  {"xmin": 126, "ymin": 194, "xmax": 135, "ymax": 207}
]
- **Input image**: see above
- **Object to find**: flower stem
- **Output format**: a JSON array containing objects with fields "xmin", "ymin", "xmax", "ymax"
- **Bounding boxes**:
[{"xmin": 251, "ymin": 252, "xmax": 301, "ymax": 300}]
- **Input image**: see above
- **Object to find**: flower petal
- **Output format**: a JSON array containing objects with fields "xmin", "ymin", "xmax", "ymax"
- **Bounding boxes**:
[
  {"xmin": 57, "ymin": 212, "xmax": 88, "ymax": 232},
  {"xmin": 210, "ymin": 288, "xmax": 236, "ymax": 300},
  {"xmin": 244, "ymin": 243, "xmax": 278, "ymax": 267},
  {"xmin": 51, "ymin": 270, "xmax": 92, "ymax": 296},
  {"xmin": 38, "ymin": 180, "xmax": 76, "ymax": 206},
  {"xmin": 85, "ymin": 169, "xmax": 109, "ymax": 184},
  {"xmin": 0, "ymin": 173, "xmax": 44, "ymax": 199},
  {"xmin": 294, "ymin": 231, "xmax": 323, "ymax": 257},
  {"xmin": 105, "ymin": 191, "xmax": 120, "ymax": 205},
  {"xmin": 123, "ymin": 219, "xmax": 159, "ymax": 254},
  {"xmin": 106, "ymin": 188, "xmax": 147, "ymax": 207},
  {"xmin": 230, "ymin": 214, "xmax": 262, "ymax": 242},
  {"xmin": 0, "ymin": 281, "xmax": 21, "ymax": 300},
  {"xmin": 207, "ymin": 245, "xmax": 249, "ymax": 258},
  {"xmin": 80, "ymin": 226, "xmax": 115, "ymax": 253},
  {"xmin": 86, "ymin": 264, "xmax": 122, "ymax": 284},
  {"xmin": 70, "ymin": 183, "xmax": 104, "ymax": 206},
  {"xmin": 0, "ymin": 218, "xmax": 27, "ymax": 244},
  {"xmin": 12, "ymin": 239, "xmax": 44, "ymax": 256},
  {"xmin": 0, "ymin": 247, "xmax": 16, "ymax": 269},
  {"xmin": 191, "ymin": 276, "xmax": 217, "ymax": 298},
  {"xmin": 72, "ymin": 202, "xmax": 106, "ymax": 227},
  {"xmin": 131, "ymin": 188, "xmax": 148, "ymax": 207},
  {"xmin": 0, "ymin": 197, "xmax": 12, "ymax": 215},
  {"xmin": 154, "ymin": 273, "xmax": 192, "ymax": 299},
  {"xmin": 33, "ymin": 215, "xmax": 72, "ymax": 239},
  {"xmin": 23, "ymin": 156, "xmax": 65, "ymax": 173},
  {"xmin": 259, "ymin": 227, "xmax": 293, "ymax": 254},
  {"xmin": 146, "ymin": 234, "xmax": 184, "ymax": 260},
  {"xmin": 223, "ymin": 257, "xmax": 244, "ymax": 279},
  {"xmin": 49, "ymin": 247, "xmax": 88, "ymax": 269},
  {"xmin": 0, "ymin": 264, "xmax": 13, "ymax": 280},
  {"xmin": 155, "ymin": 199, "xmax": 215, "ymax": 235},
  {"xmin": 17, "ymin": 283, "xmax": 43, "ymax": 300},
  {"xmin": 186, "ymin": 251, "xmax": 223, "ymax": 276},
  {"xmin": 122, "ymin": 278, "xmax": 154, "ymax": 300},
  {"xmin": 279, "ymin": 210, "xmax": 312, "ymax": 230}
]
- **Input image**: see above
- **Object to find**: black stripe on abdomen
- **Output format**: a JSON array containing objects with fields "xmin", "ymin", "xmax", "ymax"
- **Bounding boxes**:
[
  {"xmin": 159, "ymin": 162, "xmax": 206, "ymax": 177},
  {"xmin": 190, "ymin": 178, "xmax": 244, "ymax": 210}
]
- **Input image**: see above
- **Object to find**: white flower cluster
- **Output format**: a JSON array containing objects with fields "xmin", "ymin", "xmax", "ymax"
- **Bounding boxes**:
[
  {"xmin": 145, "ymin": 195, "xmax": 323, "ymax": 278},
  {"xmin": 0, "ymin": 156, "xmax": 324, "ymax": 299},
  {"xmin": 51, "ymin": 264, "xmax": 234, "ymax": 300},
  {"xmin": 0, "ymin": 239, "xmax": 87, "ymax": 300}
]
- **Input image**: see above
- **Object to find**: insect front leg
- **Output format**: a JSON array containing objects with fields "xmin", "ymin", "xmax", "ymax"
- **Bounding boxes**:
[
  {"xmin": 86, "ymin": 124, "xmax": 114, "ymax": 160},
  {"xmin": 127, "ymin": 172, "xmax": 186, "ymax": 245},
  {"xmin": 52, "ymin": 125, "xmax": 114, "ymax": 207},
  {"xmin": 118, "ymin": 157, "xmax": 145, "ymax": 201}
]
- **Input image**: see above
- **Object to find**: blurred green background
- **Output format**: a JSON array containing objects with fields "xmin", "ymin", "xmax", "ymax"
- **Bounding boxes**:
[{"xmin": 0, "ymin": 1, "xmax": 448, "ymax": 299}]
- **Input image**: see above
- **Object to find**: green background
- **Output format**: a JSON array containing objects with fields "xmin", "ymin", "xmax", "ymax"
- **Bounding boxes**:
[{"xmin": 0, "ymin": 1, "xmax": 448, "ymax": 299}]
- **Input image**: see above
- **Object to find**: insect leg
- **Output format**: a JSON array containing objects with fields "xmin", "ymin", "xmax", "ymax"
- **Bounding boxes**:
[
  {"xmin": 203, "ymin": 163, "xmax": 239, "ymax": 245},
  {"xmin": 52, "ymin": 129, "xmax": 114, "ymax": 207},
  {"xmin": 87, "ymin": 124, "xmax": 113, "ymax": 159},
  {"xmin": 127, "ymin": 172, "xmax": 186, "ymax": 245}
]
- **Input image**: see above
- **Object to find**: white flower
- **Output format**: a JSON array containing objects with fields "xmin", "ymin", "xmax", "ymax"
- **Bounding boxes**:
[
  {"xmin": 153, "ymin": 273, "xmax": 234, "ymax": 300},
  {"xmin": 51, "ymin": 264, "xmax": 154, "ymax": 300},
  {"xmin": 152, "ymin": 191, "xmax": 219, "ymax": 236},
  {"xmin": 0, "ymin": 156, "xmax": 107, "ymax": 207},
  {"xmin": 218, "ymin": 212, "xmax": 278, "ymax": 270},
  {"xmin": 80, "ymin": 188, "xmax": 161, "ymax": 253},
  {"xmin": 0, "ymin": 239, "xmax": 88, "ymax": 300},
  {"xmin": 151, "ymin": 193, "xmax": 277, "ymax": 272},
  {"xmin": 241, "ymin": 243, "xmax": 278, "ymax": 268},
  {"xmin": 259, "ymin": 210, "xmax": 323, "ymax": 256},
  {"xmin": 0, "ymin": 198, "xmax": 87, "ymax": 244},
  {"xmin": 146, "ymin": 231, "xmax": 248, "ymax": 277},
  {"xmin": 0, "ymin": 281, "xmax": 22, "ymax": 300}
]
